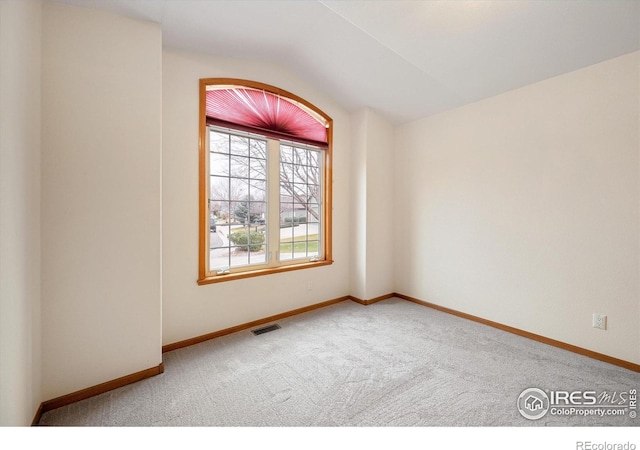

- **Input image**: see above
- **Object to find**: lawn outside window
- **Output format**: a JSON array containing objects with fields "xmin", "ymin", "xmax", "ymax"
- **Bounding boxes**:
[{"xmin": 198, "ymin": 79, "xmax": 333, "ymax": 284}]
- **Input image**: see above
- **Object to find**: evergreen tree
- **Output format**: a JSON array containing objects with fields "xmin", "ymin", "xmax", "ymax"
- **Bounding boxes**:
[{"xmin": 234, "ymin": 197, "xmax": 260, "ymax": 223}]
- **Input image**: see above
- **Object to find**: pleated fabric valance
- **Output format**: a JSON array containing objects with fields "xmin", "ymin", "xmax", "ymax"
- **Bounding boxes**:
[{"xmin": 205, "ymin": 85, "xmax": 329, "ymax": 148}]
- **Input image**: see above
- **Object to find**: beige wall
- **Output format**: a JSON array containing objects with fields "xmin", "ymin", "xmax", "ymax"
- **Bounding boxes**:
[
  {"xmin": 395, "ymin": 51, "xmax": 640, "ymax": 364},
  {"xmin": 0, "ymin": 0, "xmax": 42, "ymax": 426},
  {"xmin": 365, "ymin": 110, "xmax": 395, "ymax": 299},
  {"xmin": 349, "ymin": 110, "xmax": 368, "ymax": 299},
  {"xmin": 350, "ymin": 108, "xmax": 395, "ymax": 300},
  {"xmin": 161, "ymin": 50, "xmax": 351, "ymax": 346},
  {"xmin": 40, "ymin": 2, "xmax": 162, "ymax": 399}
]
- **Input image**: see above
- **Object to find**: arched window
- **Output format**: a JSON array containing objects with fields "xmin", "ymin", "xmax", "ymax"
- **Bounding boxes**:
[{"xmin": 198, "ymin": 79, "xmax": 333, "ymax": 284}]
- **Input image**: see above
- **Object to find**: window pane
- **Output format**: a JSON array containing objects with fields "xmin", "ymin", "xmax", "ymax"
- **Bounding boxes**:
[
  {"xmin": 207, "ymin": 128, "xmax": 269, "ymax": 272},
  {"xmin": 229, "ymin": 246, "xmax": 249, "ymax": 266},
  {"xmin": 280, "ymin": 162, "xmax": 293, "ymax": 182},
  {"xmin": 230, "ymin": 156, "xmax": 249, "ymax": 178},
  {"xmin": 230, "ymin": 135, "xmax": 249, "ymax": 157},
  {"xmin": 292, "ymin": 182, "xmax": 306, "ymax": 198},
  {"xmin": 249, "ymin": 180, "xmax": 266, "ymax": 201},
  {"xmin": 279, "ymin": 144, "xmax": 322, "ymax": 262},
  {"xmin": 294, "ymin": 148, "xmax": 307, "ymax": 165},
  {"xmin": 280, "ymin": 145, "xmax": 293, "ymax": 162},
  {"xmin": 250, "ymin": 140, "xmax": 267, "ymax": 159},
  {"xmin": 210, "ymin": 131, "xmax": 229, "ymax": 154},
  {"xmin": 210, "ymin": 152, "xmax": 229, "ymax": 176},
  {"xmin": 250, "ymin": 158, "xmax": 266, "ymax": 180},
  {"xmin": 210, "ymin": 175, "xmax": 229, "ymax": 202},
  {"xmin": 229, "ymin": 179, "xmax": 249, "ymax": 202},
  {"xmin": 307, "ymin": 241, "xmax": 320, "ymax": 258},
  {"xmin": 279, "ymin": 241, "xmax": 293, "ymax": 261}
]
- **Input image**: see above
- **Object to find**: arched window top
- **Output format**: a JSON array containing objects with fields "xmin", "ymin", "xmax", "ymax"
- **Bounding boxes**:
[{"xmin": 203, "ymin": 79, "xmax": 331, "ymax": 147}]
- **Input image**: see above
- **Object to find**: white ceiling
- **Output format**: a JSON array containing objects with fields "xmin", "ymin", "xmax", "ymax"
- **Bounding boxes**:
[{"xmin": 48, "ymin": 0, "xmax": 640, "ymax": 124}]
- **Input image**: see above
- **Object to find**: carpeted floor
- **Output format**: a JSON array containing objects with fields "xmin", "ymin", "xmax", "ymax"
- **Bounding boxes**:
[{"xmin": 38, "ymin": 298, "xmax": 640, "ymax": 426}]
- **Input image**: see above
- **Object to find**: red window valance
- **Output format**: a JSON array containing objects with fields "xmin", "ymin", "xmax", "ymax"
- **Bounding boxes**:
[{"xmin": 205, "ymin": 86, "xmax": 328, "ymax": 147}]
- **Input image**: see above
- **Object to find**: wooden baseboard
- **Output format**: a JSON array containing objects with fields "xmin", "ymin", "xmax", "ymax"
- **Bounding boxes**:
[
  {"xmin": 35, "ymin": 363, "xmax": 164, "ymax": 422},
  {"xmin": 31, "ymin": 402, "xmax": 44, "ymax": 427},
  {"xmin": 162, "ymin": 295, "xmax": 351, "ymax": 353},
  {"xmin": 350, "ymin": 293, "xmax": 395, "ymax": 306},
  {"xmin": 33, "ymin": 291, "xmax": 639, "ymax": 423},
  {"xmin": 394, "ymin": 292, "xmax": 640, "ymax": 373}
]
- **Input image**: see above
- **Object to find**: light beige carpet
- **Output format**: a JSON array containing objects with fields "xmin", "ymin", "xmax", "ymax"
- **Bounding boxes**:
[{"xmin": 38, "ymin": 298, "xmax": 640, "ymax": 426}]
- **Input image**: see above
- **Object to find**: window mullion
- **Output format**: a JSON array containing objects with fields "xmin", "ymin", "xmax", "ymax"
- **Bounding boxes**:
[
  {"xmin": 266, "ymin": 139, "xmax": 281, "ymax": 267},
  {"xmin": 205, "ymin": 130, "xmax": 211, "ymax": 274}
]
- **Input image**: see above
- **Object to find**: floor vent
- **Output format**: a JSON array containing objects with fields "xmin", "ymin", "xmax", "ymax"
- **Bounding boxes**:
[{"xmin": 251, "ymin": 324, "xmax": 281, "ymax": 335}]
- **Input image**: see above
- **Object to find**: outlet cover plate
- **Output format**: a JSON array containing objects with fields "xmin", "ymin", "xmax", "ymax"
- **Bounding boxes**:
[{"xmin": 592, "ymin": 314, "xmax": 607, "ymax": 330}]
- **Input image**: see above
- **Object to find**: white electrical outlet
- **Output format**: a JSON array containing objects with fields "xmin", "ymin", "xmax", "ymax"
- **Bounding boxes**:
[
  {"xmin": 307, "ymin": 281, "xmax": 313, "ymax": 291},
  {"xmin": 592, "ymin": 314, "xmax": 607, "ymax": 330}
]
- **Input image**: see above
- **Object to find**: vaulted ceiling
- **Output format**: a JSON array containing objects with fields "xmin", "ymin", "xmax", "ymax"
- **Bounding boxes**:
[{"xmin": 49, "ymin": 0, "xmax": 640, "ymax": 124}]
